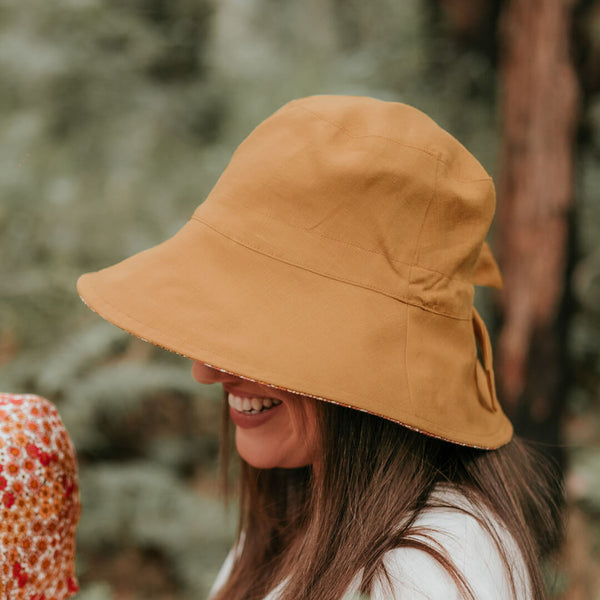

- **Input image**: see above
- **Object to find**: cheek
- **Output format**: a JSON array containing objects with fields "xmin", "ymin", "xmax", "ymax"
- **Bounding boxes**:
[
  {"xmin": 234, "ymin": 401, "xmax": 320, "ymax": 469},
  {"xmin": 287, "ymin": 401, "xmax": 320, "ymax": 464}
]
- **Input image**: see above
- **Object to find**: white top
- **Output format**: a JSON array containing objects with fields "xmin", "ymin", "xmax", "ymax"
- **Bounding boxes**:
[{"xmin": 209, "ymin": 486, "xmax": 531, "ymax": 599}]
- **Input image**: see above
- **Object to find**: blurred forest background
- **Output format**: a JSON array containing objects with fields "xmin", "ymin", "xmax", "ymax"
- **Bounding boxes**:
[{"xmin": 1, "ymin": 0, "xmax": 600, "ymax": 598}]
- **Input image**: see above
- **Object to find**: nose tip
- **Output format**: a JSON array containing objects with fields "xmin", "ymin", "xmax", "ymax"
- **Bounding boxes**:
[
  {"xmin": 191, "ymin": 361, "xmax": 240, "ymax": 385},
  {"xmin": 192, "ymin": 361, "xmax": 220, "ymax": 384}
]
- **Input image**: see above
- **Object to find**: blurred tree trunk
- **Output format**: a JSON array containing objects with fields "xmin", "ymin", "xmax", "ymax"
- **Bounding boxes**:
[{"xmin": 496, "ymin": 0, "xmax": 579, "ymax": 457}]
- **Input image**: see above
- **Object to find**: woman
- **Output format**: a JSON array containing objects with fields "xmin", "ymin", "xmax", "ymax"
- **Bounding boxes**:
[{"xmin": 77, "ymin": 95, "xmax": 562, "ymax": 599}]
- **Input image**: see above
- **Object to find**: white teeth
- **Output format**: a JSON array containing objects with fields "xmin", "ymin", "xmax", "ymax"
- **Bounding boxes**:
[{"xmin": 228, "ymin": 394, "xmax": 282, "ymax": 414}]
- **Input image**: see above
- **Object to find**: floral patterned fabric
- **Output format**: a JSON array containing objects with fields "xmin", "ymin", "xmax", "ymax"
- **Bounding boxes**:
[{"xmin": 0, "ymin": 394, "xmax": 80, "ymax": 599}]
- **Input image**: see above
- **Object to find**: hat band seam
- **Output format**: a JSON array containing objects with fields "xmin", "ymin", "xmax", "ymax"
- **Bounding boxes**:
[
  {"xmin": 193, "ymin": 203, "xmax": 475, "ymax": 286},
  {"xmin": 306, "ymin": 219, "xmax": 469, "ymax": 284},
  {"xmin": 192, "ymin": 216, "xmax": 471, "ymax": 321},
  {"xmin": 293, "ymin": 104, "xmax": 493, "ymax": 184}
]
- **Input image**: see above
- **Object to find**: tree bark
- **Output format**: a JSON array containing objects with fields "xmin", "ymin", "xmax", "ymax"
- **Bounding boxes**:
[{"xmin": 496, "ymin": 0, "xmax": 579, "ymax": 452}]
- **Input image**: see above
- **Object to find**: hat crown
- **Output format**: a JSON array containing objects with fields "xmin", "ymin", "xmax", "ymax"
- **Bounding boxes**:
[{"xmin": 195, "ymin": 95, "xmax": 495, "ymax": 318}]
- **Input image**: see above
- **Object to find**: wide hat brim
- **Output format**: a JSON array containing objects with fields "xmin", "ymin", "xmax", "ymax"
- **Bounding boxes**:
[{"xmin": 77, "ymin": 216, "xmax": 513, "ymax": 449}]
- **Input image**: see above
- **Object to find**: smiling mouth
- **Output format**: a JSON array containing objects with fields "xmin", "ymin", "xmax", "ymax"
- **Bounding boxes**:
[{"xmin": 227, "ymin": 393, "xmax": 282, "ymax": 414}]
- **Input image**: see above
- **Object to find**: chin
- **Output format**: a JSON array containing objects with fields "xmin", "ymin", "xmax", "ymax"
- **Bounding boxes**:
[
  {"xmin": 242, "ymin": 457, "xmax": 280, "ymax": 469},
  {"xmin": 235, "ymin": 431, "xmax": 312, "ymax": 469},
  {"xmin": 238, "ymin": 448, "xmax": 284, "ymax": 469},
  {"xmin": 237, "ymin": 444, "xmax": 303, "ymax": 469},
  {"xmin": 238, "ymin": 450, "xmax": 313, "ymax": 470}
]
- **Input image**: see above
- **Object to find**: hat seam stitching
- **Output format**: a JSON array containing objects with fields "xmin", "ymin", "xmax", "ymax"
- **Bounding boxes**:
[
  {"xmin": 404, "ymin": 155, "xmax": 442, "ymax": 418},
  {"xmin": 193, "ymin": 216, "xmax": 471, "ymax": 321},
  {"xmin": 295, "ymin": 104, "xmax": 441, "ymax": 161},
  {"xmin": 193, "ymin": 211, "xmax": 474, "ymax": 287},
  {"xmin": 294, "ymin": 105, "xmax": 493, "ymax": 184},
  {"xmin": 406, "ymin": 155, "xmax": 442, "ymax": 309},
  {"xmin": 409, "ymin": 155, "xmax": 441, "ymax": 270},
  {"xmin": 403, "ymin": 300, "xmax": 413, "ymax": 431}
]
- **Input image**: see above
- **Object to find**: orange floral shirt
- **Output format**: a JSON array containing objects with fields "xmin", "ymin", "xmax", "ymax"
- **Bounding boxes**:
[{"xmin": 0, "ymin": 394, "xmax": 80, "ymax": 599}]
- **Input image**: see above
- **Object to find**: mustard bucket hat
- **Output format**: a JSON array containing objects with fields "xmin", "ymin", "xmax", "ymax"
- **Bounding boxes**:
[{"xmin": 77, "ymin": 95, "xmax": 513, "ymax": 449}]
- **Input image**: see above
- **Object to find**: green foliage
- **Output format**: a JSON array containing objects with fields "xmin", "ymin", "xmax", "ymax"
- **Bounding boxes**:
[
  {"xmin": 569, "ymin": 448, "xmax": 600, "ymax": 512},
  {"xmin": 74, "ymin": 582, "xmax": 114, "ymax": 600},
  {"xmin": 59, "ymin": 360, "xmax": 217, "ymax": 452},
  {"xmin": 0, "ymin": 0, "xmax": 227, "ymax": 359},
  {"xmin": 35, "ymin": 322, "xmax": 130, "ymax": 395},
  {"xmin": 77, "ymin": 462, "xmax": 235, "ymax": 597}
]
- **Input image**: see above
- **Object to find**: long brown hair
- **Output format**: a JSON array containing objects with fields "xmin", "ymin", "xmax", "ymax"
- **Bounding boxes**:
[{"xmin": 213, "ymin": 393, "xmax": 563, "ymax": 600}]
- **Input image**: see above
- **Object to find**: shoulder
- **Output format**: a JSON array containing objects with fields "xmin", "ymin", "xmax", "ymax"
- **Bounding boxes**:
[{"xmin": 371, "ymin": 486, "xmax": 531, "ymax": 600}]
